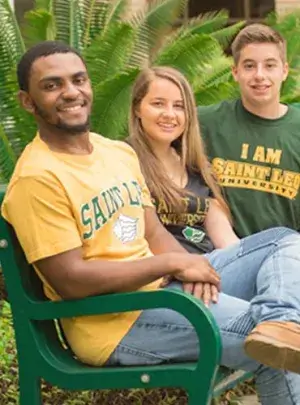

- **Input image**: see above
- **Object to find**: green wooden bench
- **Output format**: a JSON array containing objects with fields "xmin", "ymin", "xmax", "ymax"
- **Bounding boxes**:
[{"xmin": 0, "ymin": 188, "xmax": 252, "ymax": 404}]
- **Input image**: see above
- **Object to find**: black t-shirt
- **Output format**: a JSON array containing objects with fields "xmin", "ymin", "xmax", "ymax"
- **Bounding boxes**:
[{"xmin": 154, "ymin": 171, "xmax": 214, "ymax": 254}]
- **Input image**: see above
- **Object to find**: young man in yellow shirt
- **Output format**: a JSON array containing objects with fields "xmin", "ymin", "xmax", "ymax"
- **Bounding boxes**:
[{"xmin": 2, "ymin": 41, "xmax": 300, "ymax": 404}]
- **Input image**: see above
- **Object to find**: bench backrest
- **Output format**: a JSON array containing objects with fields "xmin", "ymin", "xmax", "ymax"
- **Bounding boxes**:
[{"xmin": 0, "ymin": 188, "xmax": 47, "ymax": 309}]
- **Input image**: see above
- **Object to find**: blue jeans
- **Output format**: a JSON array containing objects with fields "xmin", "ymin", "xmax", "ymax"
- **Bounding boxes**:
[{"xmin": 106, "ymin": 227, "xmax": 300, "ymax": 405}]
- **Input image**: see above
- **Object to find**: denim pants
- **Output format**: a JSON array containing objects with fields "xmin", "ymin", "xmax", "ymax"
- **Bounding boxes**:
[{"xmin": 106, "ymin": 227, "xmax": 300, "ymax": 405}]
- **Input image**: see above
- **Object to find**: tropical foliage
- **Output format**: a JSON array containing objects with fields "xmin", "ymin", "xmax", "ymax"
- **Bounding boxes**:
[
  {"xmin": 1, "ymin": 0, "xmax": 300, "ymax": 184},
  {"xmin": 0, "ymin": 0, "xmax": 244, "ymax": 183}
]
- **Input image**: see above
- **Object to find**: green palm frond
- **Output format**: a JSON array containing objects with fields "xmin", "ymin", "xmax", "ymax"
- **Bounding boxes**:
[
  {"xmin": 127, "ymin": 0, "xmax": 186, "ymax": 68},
  {"xmin": 0, "ymin": 123, "xmax": 17, "ymax": 183},
  {"xmin": 154, "ymin": 34, "xmax": 222, "ymax": 83},
  {"xmin": 144, "ymin": 0, "xmax": 185, "ymax": 35},
  {"xmin": 281, "ymin": 71, "xmax": 300, "ymax": 103},
  {"xmin": 145, "ymin": 0, "xmax": 185, "ymax": 53},
  {"xmin": 194, "ymin": 56, "xmax": 233, "ymax": 88},
  {"xmin": 0, "ymin": 68, "xmax": 36, "ymax": 153},
  {"xmin": 172, "ymin": 9, "xmax": 229, "ymax": 40},
  {"xmin": 103, "ymin": 0, "xmax": 128, "ymax": 31},
  {"xmin": 211, "ymin": 21, "xmax": 245, "ymax": 49},
  {"xmin": 267, "ymin": 11, "xmax": 300, "ymax": 104},
  {"xmin": 268, "ymin": 10, "xmax": 300, "ymax": 34},
  {"xmin": 91, "ymin": 69, "xmax": 139, "ymax": 138},
  {"xmin": 265, "ymin": 11, "xmax": 278, "ymax": 26},
  {"xmin": 22, "ymin": 8, "xmax": 55, "ymax": 46},
  {"xmin": 84, "ymin": 22, "xmax": 136, "ymax": 85},
  {"xmin": 0, "ymin": 0, "xmax": 25, "ymax": 69},
  {"xmin": 195, "ymin": 82, "xmax": 238, "ymax": 106},
  {"xmin": 80, "ymin": 0, "xmax": 106, "ymax": 48},
  {"xmin": 53, "ymin": 0, "xmax": 84, "ymax": 49}
]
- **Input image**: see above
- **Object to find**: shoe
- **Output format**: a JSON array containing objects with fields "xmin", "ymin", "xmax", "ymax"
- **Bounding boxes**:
[{"xmin": 244, "ymin": 321, "xmax": 300, "ymax": 373}]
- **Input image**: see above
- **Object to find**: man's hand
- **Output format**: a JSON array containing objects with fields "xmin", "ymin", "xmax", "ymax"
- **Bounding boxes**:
[
  {"xmin": 183, "ymin": 282, "xmax": 219, "ymax": 307},
  {"xmin": 171, "ymin": 253, "xmax": 220, "ymax": 289}
]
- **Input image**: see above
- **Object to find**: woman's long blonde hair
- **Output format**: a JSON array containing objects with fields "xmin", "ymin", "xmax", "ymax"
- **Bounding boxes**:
[{"xmin": 128, "ymin": 66, "xmax": 230, "ymax": 216}]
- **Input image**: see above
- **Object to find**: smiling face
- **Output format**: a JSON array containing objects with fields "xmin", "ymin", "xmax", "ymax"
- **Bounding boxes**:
[
  {"xmin": 136, "ymin": 77, "xmax": 186, "ymax": 147},
  {"xmin": 19, "ymin": 52, "xmax": 93, "ymax": 135},
  {"xmin": 232, "ymin": 42, "xmax": 288, "ymax": 112}
]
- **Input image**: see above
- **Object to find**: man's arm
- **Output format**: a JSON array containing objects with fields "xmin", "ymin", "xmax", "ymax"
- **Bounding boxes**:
[
  {"xmin": 4, "ymin": 174, "xmax": 219, "ymax": 301},
  {"xmin": 36, "ymin": 207, "xmax": 220, "ymax": 300},
  {"xmin": 144, "ymin": 206, "xmax": 187, "ymax": 254}
]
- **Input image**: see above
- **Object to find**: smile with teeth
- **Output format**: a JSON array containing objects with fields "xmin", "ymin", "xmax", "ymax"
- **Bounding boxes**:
[
  {"xmin": 158, "ymin": 123, "xmax": 176, "ymax": 128},
  {"xmin": 60, "ymin": 105, "xmax": 83, "ymax": 112},
  {"xmin": 252, "ymin": 85, "xmax": 270, "ymax": 90}
]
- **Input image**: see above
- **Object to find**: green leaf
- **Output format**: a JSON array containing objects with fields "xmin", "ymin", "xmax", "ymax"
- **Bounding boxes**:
[
  {"xmin": 0, "ymin": 123, "xmax": 17, "ymax": 183},
  {"xmin": 84, "ymin": 22, "xmax": 136, "ymax": 85},
  {"xmin": 211, "ymin": 21, "xmax": 245, "ymax": 49},
  {"xmin": 103, "ymin": 0, "xmax": 128, "ymax": 31},
  {"xmin": 194, "ymin": 56, "xmax": 233, "ymax": 88},
  {"xmin": 80, "ymin": 0, "xmax": 106, "ymax": 48},
  {"xmin": 195, "ymin": 82, "xmax": 238, "ymax": 106},
  {"xmin": 53, "ymin": 0, "xmax": 83, "ymax": 49},
  {"xmin": 22, "ymin": 8, "xmax": 55, "ymax": 46},
  {"xmin": 172, "ymin": 9, "xmax": 229, "ymax": 40},
  {"xmin": 154, "ymin": 34, "xmax": 222, "ymax": 82},
  {"xmin": 0, "ymin": 0, "xmax": 25, "ymax": 71},
  {"xmin": 145, "ymin": 0, "xmax": 185, "ymax": 52},
  {"xmin": 91, "ymin": 69, "xmax": 139, "ymax": 138}
]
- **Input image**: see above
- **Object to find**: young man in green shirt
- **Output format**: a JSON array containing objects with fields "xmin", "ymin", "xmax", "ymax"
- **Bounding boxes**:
[{"xmin": 198, "ymin": 24, "xmax": 300, "ymax": 237}]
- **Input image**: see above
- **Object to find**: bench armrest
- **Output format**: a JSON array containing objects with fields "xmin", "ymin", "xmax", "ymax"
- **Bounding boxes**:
[{"xmin": 25, "ymin": 289, "xmax": 222, "ymax": 367}]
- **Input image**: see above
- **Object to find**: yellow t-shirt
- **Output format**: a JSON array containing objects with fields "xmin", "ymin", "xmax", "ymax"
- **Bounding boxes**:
[{"xmin": 1, "ymin": 133, "xmax": 161, "ymax": 365}]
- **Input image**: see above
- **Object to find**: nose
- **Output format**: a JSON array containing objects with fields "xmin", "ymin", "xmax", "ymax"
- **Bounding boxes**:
[
  {"xmin": 254, "ymin": 64, "xmax": 265, "ymax": 80},
  {"xmin": 62, "ymin": 82, "xmax": 80, "ymax": 99},
  {"xmin": 162, "ymin": 105, "xmax": 176, "ymax": 118}
]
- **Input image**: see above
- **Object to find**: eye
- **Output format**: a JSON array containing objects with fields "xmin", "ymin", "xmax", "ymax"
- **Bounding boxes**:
[
  {"xmin": 244, "ymin": 63, "xmax": 254, "ymax": 70},
  {"xmin": 266, "ymin": 63, "xmax": 277, "ymax": 69},
  {"xmin": 174, "ymin": 103, "xmax": 184, "ymax": 110},
  {"xmin": 44, "ymin": 82, "xmax": 58, "ymax": 91},
  {"xmin": 152, "ymin": 101, "xmax": 164, "ymax": 107},
  {"xmin": 74, "ymin": 76, "xmax": 87, "ymax": 85}
]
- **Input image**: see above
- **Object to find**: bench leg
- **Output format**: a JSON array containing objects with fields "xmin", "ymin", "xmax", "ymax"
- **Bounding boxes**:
[
  {"xmin": 188, "ymin": 388, "xmax": 213, "ymax": 405},
  {"xmin": 19, "ymin": 372, "xmax": 42, "ymax": 405}
]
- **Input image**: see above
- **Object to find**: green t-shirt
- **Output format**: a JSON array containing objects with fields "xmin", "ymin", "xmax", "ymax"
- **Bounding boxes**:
[{"xmin": 198, "ymin": 99, "xmax": 300, "ymax": 237}]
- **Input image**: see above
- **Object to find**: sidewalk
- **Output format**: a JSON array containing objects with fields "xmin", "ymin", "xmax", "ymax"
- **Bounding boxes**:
[{"xmin": 239, "ymin": 395, "xmax": 260, "ymax": 405}]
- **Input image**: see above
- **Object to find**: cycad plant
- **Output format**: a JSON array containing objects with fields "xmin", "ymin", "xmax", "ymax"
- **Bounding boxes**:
[
  {"xmin": 265, "ymin": 10, "xmax": 300, "ymax": 104},
  {"xmin": 0, "ymin": 0, "xmax": 244, "ymax": 184},
  {"xmin": 1, "ymin": 0, "xmax": 300, "ymax": 185}
]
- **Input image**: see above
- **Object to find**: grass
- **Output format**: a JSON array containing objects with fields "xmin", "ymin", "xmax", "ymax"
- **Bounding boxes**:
[{"xmin": 0, "ymin": 300, "xmax": 256, "ymax": 404}]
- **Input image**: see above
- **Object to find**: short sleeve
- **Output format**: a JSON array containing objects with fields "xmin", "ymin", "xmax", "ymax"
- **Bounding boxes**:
[{"xmin": 2, "ymin": 175, "xmax": 82, "ymax": 263}]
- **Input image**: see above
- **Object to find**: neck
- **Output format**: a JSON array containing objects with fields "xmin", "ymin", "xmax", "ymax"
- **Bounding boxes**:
[
  {"xmin": 241, "ymin": 96, "xmax": 288, "ymax": 119},
  {"xmin": 39, "ymin": 127, "xmax": 93, "ymax": 155},
  {"xmin": 150, "ymin": 141, "xmax": 174, "ymax": 161}
]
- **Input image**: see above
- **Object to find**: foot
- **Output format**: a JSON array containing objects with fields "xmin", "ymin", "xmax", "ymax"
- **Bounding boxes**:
[{"xmin": 244, "ymin": 321, "xmax": 300, "ymax": 373}]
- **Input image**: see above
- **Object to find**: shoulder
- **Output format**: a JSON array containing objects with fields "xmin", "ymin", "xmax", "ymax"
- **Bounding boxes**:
[
  {"xmin": 197, "ymin": 99, "xmax": 238, "ymax": 125},
  {"xmin": 6, "ymin": 136, "xmax": 63, "ymax": 189},
  {"xmin": 287, "ymin": 104, "xmax": 300, "ymax": 122},
  {"xmin": 92, "ymin": 133, "xmax": 137, "ymax": 156},
  {"xmin": 91, "ymin": 133, "xmax": 141, "ymax": 167},
  {"xmin": 279, "ymin": 105, "xmax": 300, "ymax": 135}
]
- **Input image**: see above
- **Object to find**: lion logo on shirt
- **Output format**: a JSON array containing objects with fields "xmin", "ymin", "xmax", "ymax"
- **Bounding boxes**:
[{"xmin": 113, "ymin": 214, "xmax": 138, "ymax": 243}]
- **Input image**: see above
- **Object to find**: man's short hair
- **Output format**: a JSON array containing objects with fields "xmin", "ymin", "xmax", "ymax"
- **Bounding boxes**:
[
  {"xmin": 17, "ymin": 41, "xmax": 86, "ymax": 92},
  {"xmin": 231, "ymin": 24, "xmax": 287, "ymax": 64}
]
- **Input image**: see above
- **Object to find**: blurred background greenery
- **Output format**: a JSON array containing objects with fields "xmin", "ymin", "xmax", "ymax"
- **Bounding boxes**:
[{"xmin": 1, "ymin": 0, "xmax": 300, "ymax": 184}]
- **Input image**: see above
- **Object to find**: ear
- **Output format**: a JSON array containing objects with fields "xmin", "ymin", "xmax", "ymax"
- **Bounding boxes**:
[
  {"xmin": 283, "ymin": 62, "xmax": 289, "ymax": 81},
  {"xmin": 18, "ymin": 90, "xmax": 35, "ymax": 114},
  {"xmin": 231, "ymin": 65, "xmax": 238, "ymax": 82}
]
